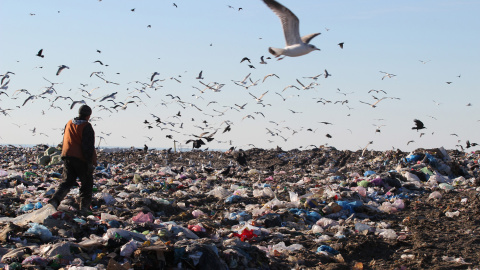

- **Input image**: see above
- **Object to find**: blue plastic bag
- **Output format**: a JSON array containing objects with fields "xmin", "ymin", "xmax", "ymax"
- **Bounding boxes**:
[{"xmin": 317, "ymin": 245, "xmax": 339, "ymax": 255}]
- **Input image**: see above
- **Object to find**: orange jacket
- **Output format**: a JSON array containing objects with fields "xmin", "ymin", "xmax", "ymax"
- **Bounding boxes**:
[{"xmin": 62, "ymin": 119, "xmax": 97, "ymax": 165}]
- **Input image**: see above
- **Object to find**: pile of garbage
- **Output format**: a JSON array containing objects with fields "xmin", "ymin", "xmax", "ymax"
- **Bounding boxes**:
[{"xmin": 0, "ymin": 144, "xmax": 479, "ymax": 269}]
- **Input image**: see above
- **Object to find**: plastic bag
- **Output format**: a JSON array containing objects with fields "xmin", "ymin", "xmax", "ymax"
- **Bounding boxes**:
[
  {"xmin": 26, "ymin": 223, "xmax": 52, "ymax": 242},
  {"xmin": 379, "ymin": 229, "xmax": 397, "ymax": 239},
  {"xmin": 96, "ymin": 193, "xmax": 116, "ymax": 205},
  {"xmin": 103, "ymin": 228, "xmax": 147, "ymax": 242},
  {"xmin": 269, "ymin": 242, "xmax": 303, "ymax": 254},
  {"xmin": 392, "ymin": 199, "xmax": 404, "ymax": 210},
  {"xmin": 21, "ymin": 255, "xmax": 48, "ymax": 267},
  {"xmin": 352, "ymin": 186, "xmax": 366, "ymax": 197},
  {"xmin": 317, "ymin": 245, "xmax": 339, "ymax": 255},
  {"xmin": 355, "ymin": 223, "xmax": 372, "ymax": 233},
  {"xmin": 78, "ymin": 234, "xmax": 106, "ymax": 248},
  {"xmin": 445, "ymin": 211, "xmax": 460, "ymax": 218},
  {"xmin": 208, "ymin": 186, "xmax": 231, "ymax": 199},
  {"xmin": 101, "ymin": 212, "xmax": 120, "ymax": 221},
  {"xmin": 131, "ymin": 212, "xmax": 154, "ymax": 223},
  {"xmin": 428, "ymin": 191, "xmax": 442, "ymax": 200},
  {"xmin": 232, "ymin": 228, "xmax": 257, "ymax": 242},
  {"xmin": 120, "ymin": 239, "xmax": 139, "ymax": 257},
  {"xmin": 192, "ymin": 209, "xmax": 206, "ymax": 218}
]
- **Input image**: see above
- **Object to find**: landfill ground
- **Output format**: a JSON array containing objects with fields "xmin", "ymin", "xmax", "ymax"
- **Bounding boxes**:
[{"xmin": 0, "ymin": 144, "xmax": 479, "ymax": 270}]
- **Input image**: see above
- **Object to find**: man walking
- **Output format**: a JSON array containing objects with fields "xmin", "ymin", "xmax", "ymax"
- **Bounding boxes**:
[{"xmin": 49, "ymin": 105, "xmax": 97, "ymax": 216}]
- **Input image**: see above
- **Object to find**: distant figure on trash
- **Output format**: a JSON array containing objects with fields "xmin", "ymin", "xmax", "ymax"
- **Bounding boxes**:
[
  {"xmin": 144, "ymin": 144, "xmax": 148, "ymax": 153},
  {"xmin": 48, "ymin": 105, "xmax": 97, "ymax": 216}
]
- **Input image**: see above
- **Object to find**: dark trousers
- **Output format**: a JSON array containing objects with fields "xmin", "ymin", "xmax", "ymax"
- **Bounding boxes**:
[{"xmin": 51, "ymin": 157, "xmax": 93, "ymax": 210}]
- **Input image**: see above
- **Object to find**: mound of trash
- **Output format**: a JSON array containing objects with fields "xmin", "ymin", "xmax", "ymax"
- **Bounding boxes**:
[{"xmin": 0, "ymin": 144, "xmax": 479, "ymax": 269}]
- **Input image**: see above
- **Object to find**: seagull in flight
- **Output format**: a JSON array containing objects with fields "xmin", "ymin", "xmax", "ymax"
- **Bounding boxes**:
[
  {"xmin": 380, "ymin": 71, "xmax": 396, "ymax": 80},
  {"xmin": 249, "ymin": 91, "xmax": 269, "ymax": 102},
  {"xmin": 262, "ymin": 73, "xmax": 279, "ymax": 82},
  {"xmin": 56, "ymin": 65, "xmax": 69, "ymax": 76},
  {"xmin": 262, "ymin": 0, "xmax": 320, "ymax": 58},
  {"xmin": 70, "ymin": 100, "xmax": 86, "ymax": 110},
  {"xmin": 303, "ymin": 74, "xmax": 323, "ymax": 80}
]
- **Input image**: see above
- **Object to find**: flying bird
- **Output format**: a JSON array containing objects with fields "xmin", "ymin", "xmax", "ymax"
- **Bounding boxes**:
[
  {"xmin": 380, "ymin": 71, "xmax": 396, "ymax": 80},
  {"xmin": 338, "ymin": 42, "xmax": 344, "ymax": 49},
  {"xmin": 56, "ymin": 65, "xmax": 69, "ymax": 76},
  {"xmin": 262, "ymin": 73, "xmax": 279, "ymax": 82},
  {"xmin": 466, "ymin": 140, "xmax": 478, "ymax": 148},
  {"xmin": 70, "ymin": 100, "xmax": 86, "ymax": 110},
  {"xmin": 359, "ymin": 97, "xmax": 399, "ymax": 108},
  {"xmin": 249, "ymin": 91, "xmax": 269, "ymax": 102},
  {"xmin": 36, "ymin": 49, "xmax": 44, "ymax": 58},
  {"xmin": 262, "ymin": 0, "xmax": 320, "ymax": 58},
  {"xmin": 303, "ymin": 73, "xmax": 323, "ymax": 80},
  {"xmin": 151, "ymin": 72, "xmax": 160, "ymax": 81},
  {"xmin": 223, "ymin": 125, "xmax": 231, "ymax": 133},
  {"xmin": 324, "ymin": 69, "xmax": 331, "ymax": 78},
  {"xmin": 259, "ymin": 56, "xmax": 267, "ymax": 64},
  {"xmin": 97, "ymin": 92, "xmax": 118, "ymax": 102},
  {"xmin": 412, "ymin": 119, "xmax": 426, "ymax": 131},
  {"xmin": 240, "ymin": 57, "xmax": 251, "ymax": 63},
  {"xmin": 22, "ymin": 95, "xmax": 37, "ymax": 106},
  {"xmin": 368, "ymin": 89, "xmax": 387, "ymax": 94}
]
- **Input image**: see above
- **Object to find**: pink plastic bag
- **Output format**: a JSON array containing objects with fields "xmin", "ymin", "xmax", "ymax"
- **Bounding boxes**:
[{"xmin": 131, "ymin": 212, "xmax": 154, "ymax": 223}]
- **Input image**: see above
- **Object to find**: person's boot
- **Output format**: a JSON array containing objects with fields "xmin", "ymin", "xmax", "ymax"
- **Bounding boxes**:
[
  {"xmin": 48, "ymin": 198, "xmax": 59, "ymax": 210},
  {"xmin": 79, "ymin": 201, "xmax": 92, "ymax": 217},
  {"xmin": 78, "ymin": 208, "xmax": 91, "ymax": 217}
]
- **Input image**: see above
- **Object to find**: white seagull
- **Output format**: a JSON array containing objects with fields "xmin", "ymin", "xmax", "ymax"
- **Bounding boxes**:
[
  {"xmin": 262, "ymin": 0, "xmax": 320, "ymax": 58},
  {"xmin": 249, "ymin": 90, "xmax": 269, "ymax": 103},
  {"xmin": 56, "ymin": 65, "xmax": 69, "ymax": 76}
]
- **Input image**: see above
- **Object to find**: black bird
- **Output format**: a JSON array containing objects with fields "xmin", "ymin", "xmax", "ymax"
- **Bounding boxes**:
[
  {"xmin": 412, "ymin": 119, "xmax": 426, "ymax": 131},
  {"xmin": 229, "ymin": 148, "xmax": 247, "ymax": 166},
  {"xmin": 186, "ymin": 139, "xmax": 205, "ymax": 149},
  {"xmin": 326, "ymin": 134, "xmax": 332, "ymax": 138},
  {"xmin": 338, "ymin": 42, "xmax": 344, "ymax": 49},
  {"xmin": 466, "ymin": 140, "xmax": 478, "ymax": 148},
  {"xmin": 223, "ymin": 125, "xmax": 231, "ymax": 133},
  {"xmin": 217, "ymin": 166, "xmax": 232, "ymax": 177},
  {"xmin": 240, "ymin": 57, "xmax": 251, "ymax": 63},
  {"xmin": 202, "ymin": 164, "xmax": 214, "ymax": 174},
  {"xmin": 36, "ymin": 49, "xmax": 44, "ymax": 58}
]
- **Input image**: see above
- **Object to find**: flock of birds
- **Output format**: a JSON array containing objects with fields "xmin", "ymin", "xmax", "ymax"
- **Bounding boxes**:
[{"xmin": 1, "ymin": 0, "xmax": 478, "ymax": 152}]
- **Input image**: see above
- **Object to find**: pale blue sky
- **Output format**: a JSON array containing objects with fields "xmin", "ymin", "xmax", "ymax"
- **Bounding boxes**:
[{"xmin": 1, "ymin": 0, "xmax": 479, "ymax": 151}]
